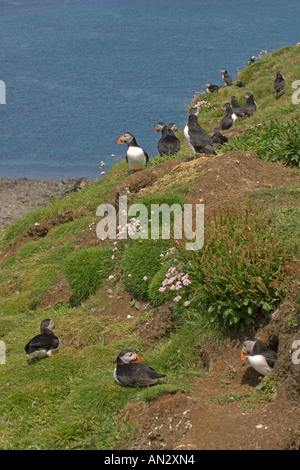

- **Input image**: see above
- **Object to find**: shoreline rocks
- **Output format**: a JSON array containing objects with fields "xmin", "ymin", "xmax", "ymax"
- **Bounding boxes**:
[{"xmin": 0, "ymin": 177, "xmax": 88, "ymax": 227}]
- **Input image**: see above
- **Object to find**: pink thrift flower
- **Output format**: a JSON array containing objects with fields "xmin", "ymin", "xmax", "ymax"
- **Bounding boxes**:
[
  {"xmin": 143, "ymin": 276, "xmax": 148, "ymax": 281},
  {"xmin": 108, "ymin": 275, "xmax": 114, "ymax": 280},
  {"xmin": 174, "ymin": 296, "xmax": 182, "ymax": 302},
  {"xmin": 159, "ymin": 287, "xmax": 166, "ymax": 293},
  {"xmin": 184, "ymin": 301, "xmax": 191, "ymax": 307}
]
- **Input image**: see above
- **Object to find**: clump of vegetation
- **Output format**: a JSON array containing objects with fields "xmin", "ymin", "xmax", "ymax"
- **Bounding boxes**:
[
  {"xmin": 62, "ymin": 247, "xmax": 114, "ymax": 304},
  {"xmin": 121, "ymin": 238, "xmax": 171, "ymax": 299},
  {"xmin": 175, "ymin": 202, "xmax": 297, "ymax": 330},
  {"xmin": 223, "ymin": 118, "xmax": 300, "ymax": 167}
]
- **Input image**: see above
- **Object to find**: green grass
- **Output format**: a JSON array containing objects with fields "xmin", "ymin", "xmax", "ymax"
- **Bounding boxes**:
[
  {"xmin": 223, "ymin": 118, "xmax": 300, "ymax": 167},
  {"xmin": 0, "ymin": 45, "xmax": 299, "ymax": 450},
  {"xmin": 62, "ymin": 246, "xmax": 115, "ymax": 305}
]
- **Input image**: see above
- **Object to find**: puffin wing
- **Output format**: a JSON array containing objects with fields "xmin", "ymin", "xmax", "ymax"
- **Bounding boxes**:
[
  {"xmin": 117, "ymin": 363, "xmax": 165, "ymax": 386},
  {"xmin": 143, "ymin": 149, "xmax": 149, "ymax": 165},
  {"xmin": 25, "ymin": 334, "xmax": 59, "ymax": 354},
  {"xmin": 263, "ymin": 349, "xmax": 277, "ymax": 368}
]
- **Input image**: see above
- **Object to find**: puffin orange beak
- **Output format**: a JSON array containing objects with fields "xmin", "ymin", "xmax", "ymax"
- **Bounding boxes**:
[
  {"xmin": 117, "ymin": 137, "xmax": 123, "ymax": 144},
  {"xmin": 135, "ymin": 353, "xmax": 142, "ymax": 362},
  {"xmin": 154, "ymin": 128, "xmax": 158, "ymax": 133},
  {"xmin": 240, "ymin": 350, "xmax": 246, "ymax": 360},
  {"xmin": 53, "ymin": 322, "xmax": 57, "ymax": 328}
]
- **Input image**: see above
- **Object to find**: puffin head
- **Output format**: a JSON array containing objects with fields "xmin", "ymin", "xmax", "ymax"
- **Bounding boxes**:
[
  {"xmin": 221, "ymin": 102, "xmax": 232, "ymax": 112},
  {"xmin": 167, "ymin": 123, "xmax": 178, "ymax": 133},
  {"xmin": 205, "ymin": 83, "xmax": 212, "ymax": 88},
  {"xmin": 188, "ymin": 107, "xmax": 199, "ymax": 117},
  {"xmin": 40, "ymin": 318, "xmax": 56, "ymax": 334},
  {"xmin": 240, "ymin": 338, "xmax": 259, "ymax": 360},
  {"xmin": 220, "ymin": 69, "xmax": 227, "ymax": 75},
  {"xmin": 116, "ymin": 349, "xmax": 142, "ymax": 365},
  {"xmin": 244, "ymin": 92, "xmax": 253, "ymax": 100},
  {"xmin": 117, "ymin": 132, "xmax": 135, "ymax": 145},
  {"xmin": 154, "ymin": 122, "xmax": 166, "ymax": 133}
]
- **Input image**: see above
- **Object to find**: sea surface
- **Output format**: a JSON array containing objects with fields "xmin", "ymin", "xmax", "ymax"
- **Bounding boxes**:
[{"xmin": 0, "ymin": 0, "xmax": 299, "ymax": 181}]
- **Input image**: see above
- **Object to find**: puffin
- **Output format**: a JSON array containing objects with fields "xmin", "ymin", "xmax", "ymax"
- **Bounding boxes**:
[
  {"xmin": 220, "ymin": 69, "xmax": 232, "ymax": 86},
  {"xmin": 184, "ymin": 107, "xmax": 217, "ymax": 159},
  {"xmin": 273, "ymin": 72, "xmax": 285, "ymax": 98},
  {"xmin": 25, "ymin": 319, "xmax": 60, "ymax": 359},
  {"xmin": 205, "ymin": 83, "xmax": 221, "ymax": 93},
  {"xmin": 212, "ymin": 128, "xmax": 228, "ymax": 145},
  {"xmin": 242, "ymin": 92, "xmax": 257, "ymax": 116},
  {"xmin": 117, "ymin": 132, "xmax": 149, "ymax": 174},
  {"xmin": 219, "ymin": 103, "xmax": 238, "ymax": 131},
  {"xmin": 230, "ymin": 96, "xmax": 247, "ymax": 118},
  {"xmin": 114, "ymin": 349, "xmax": 166, "ymax": 386},
  {"xmin": 241, "ymin": 339, "xmax": 277, "ymax": 376},
  {"xmin": 235, "ymin": 81, "xmax": 248, "ymax": 88},
  {"xmin": 249, "ymin": 55, "xmax": 256, "ymax": 65},
  {"xmin": 154, "ymin": 122, "xmax": 181, "ymax": 157}
]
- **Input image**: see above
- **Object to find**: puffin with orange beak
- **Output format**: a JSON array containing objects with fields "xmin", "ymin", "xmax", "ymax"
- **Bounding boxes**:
[
  {"xmin": 114, "ymin": 349, "xmax": 166, "ymax": 386},
  {"xmin": 240, "ymin": 339, "xmax": 277, "ymax": 376},
  {"xmin": 25, "ymin": 319, "xmax": 60, "ymax": 359},
  {"xmin": 117, "ymin": 132, "xmax": 148, "ymax": 174}
]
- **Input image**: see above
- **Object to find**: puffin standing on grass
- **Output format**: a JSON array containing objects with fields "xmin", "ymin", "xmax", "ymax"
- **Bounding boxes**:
[
  {"xmin": 25, "ymin": 319, "xmax": 60, "ymax": 360},
  {"xmin": 220, "ymin": 69, "xmax": 232, "ymax": 86},
  {"xmin": 117, "ymin": 132, "xmax": 149, "ymax": 174},
  {"xmin": 231, "ymin": 96, "xmax": 247, "ymax": 118},
  {"xmin": 114, "ymin": 349, "xmax": 166, "ymax": 386},
  {"xmin": 242, "ymin": 92, "xmax": 257, "ymax": 116},
  {"xmin": 155, "ymin": 122, "xmax": 181, "ymax": 156},
  {"xmin": 219, "ymin": 103, "xmax": 238, "ymax": 131},
  {"xmin": 240, "ymin": 338, "xmax": 277, "ymax": 376},
  {"xmin": 273, "ymin": 72, "xmax": 285, "ymax": 98},
  {"xmin": 184, "ymin": 107, "xmax": 217, "ymax": 159}
]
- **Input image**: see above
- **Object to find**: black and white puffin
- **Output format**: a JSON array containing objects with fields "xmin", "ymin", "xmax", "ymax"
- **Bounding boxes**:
[
  {"xmin": 205, "ymin": 83, "xmax": 221, "ymax": 93},
  {"xmin": 184, "ymin": 107, "xmax": 217, "ymax": 159},
  {"xmin": 117, "ymin": 132, "xmax": 149, "ymax": 174},
  {"xmin": 235, "ymin": 81, "xmax": 248, "ymax": 88},
  {"xmin": 273, "ymin": 72, "xmax": 285, "ymax": 98},
  {"xmin": 25, "ymin": 319, "xmax": 60, "ymax": 359},
  {"xmin": 249, "ymin": 56, "xmax": 256, "ymax": 65},
  {"xmin": 240, "ymin": 339, "xmax": 277, "ymax": 376},
  {"xmin": 219, "ymin": 103, "xmax": 238, "ymax": 131},
  {"xmin": 220, "ymin": 69, "xmax": 232, "ymax": 86},
  {"xmin": 155, "ymin": 122, "xmax": 181, "ymax": 156},
  {"xmin": 114, "ymin": 349, "xmax": 166, "ymax": 386},
  {"xmin": 242, "ymin": 92, "xmax": 257, "ymax": 116},
  {"xmin": 231, "ymin": 96, "xmax": 247, "ymax": 118}
]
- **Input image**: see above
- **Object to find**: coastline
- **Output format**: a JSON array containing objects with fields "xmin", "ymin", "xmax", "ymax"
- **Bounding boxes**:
[{"xmin": 0, "ymin": 177, "xmax": 88, "ymax": 227}]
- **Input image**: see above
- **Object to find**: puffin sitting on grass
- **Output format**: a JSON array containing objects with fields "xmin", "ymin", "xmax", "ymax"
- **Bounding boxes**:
[
  {"xmin": 273, "ymin": 72, "xmax": 285, "ymax": 98},
  {"xmin": 25, "ymin": 319, "xmax": 60, "ymax": 360},
  {"xmin": 117, "ymin": 132, "xmax": 149, "ymax": 174},
  {"xmin": 240, "ymin": 338, "xmax": 277, "ymax": 376},
  {"xmin": 114, "ymin": 349, "xmax": 166, "ymax": 386}
]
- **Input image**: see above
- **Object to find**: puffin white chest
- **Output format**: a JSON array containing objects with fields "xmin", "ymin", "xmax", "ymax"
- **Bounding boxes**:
[
  {"xmin": 127, "ymin": 146, "xmax": 146, "ymax": 170},
  {"xmin": 184, "ymin": 125, "xmax": 194, "ymax": 152},
  {"xmin": 248, "ymin": 355, "xmax": 272, "ymax": 376}
]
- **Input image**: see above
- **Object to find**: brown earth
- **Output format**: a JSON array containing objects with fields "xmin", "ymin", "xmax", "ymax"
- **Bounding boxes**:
[
  {"xmin": 116, "ymin": 303, "xmax": 300, "ymax": 450},
  {"xmin": 1, "ymin": 150, "xmax": 299, "ymax": 450}
]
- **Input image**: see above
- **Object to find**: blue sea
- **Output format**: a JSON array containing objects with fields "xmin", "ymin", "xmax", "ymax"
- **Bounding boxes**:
[{"xmin": 0, "ymin": 0, "xmax": 299, "ymax": 181}]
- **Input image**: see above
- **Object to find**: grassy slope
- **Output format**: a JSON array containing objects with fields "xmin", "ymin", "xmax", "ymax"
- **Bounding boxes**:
[{"xmin": 0, "ymin": 45, "xmax": 299, "ymax": 450}]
